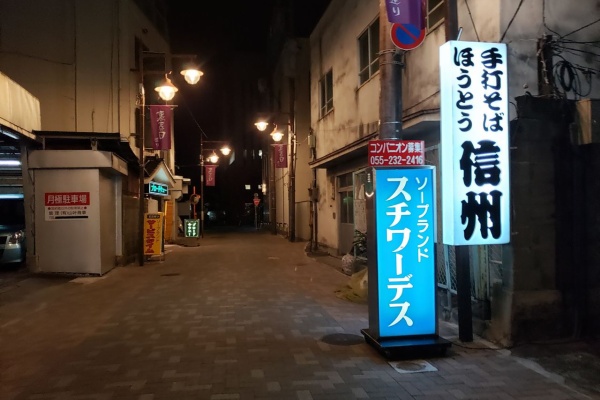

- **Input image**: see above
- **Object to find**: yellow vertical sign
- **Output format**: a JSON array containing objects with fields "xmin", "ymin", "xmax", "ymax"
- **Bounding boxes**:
[{"xmin": 144, "ymin": 212, "xmax": 164, "ymax": 255}]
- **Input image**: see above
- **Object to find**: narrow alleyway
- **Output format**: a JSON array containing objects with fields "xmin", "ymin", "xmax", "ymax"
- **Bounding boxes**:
[{"xmin": 0, "ymin": 231, "xmax": 596, "ymax": 399}]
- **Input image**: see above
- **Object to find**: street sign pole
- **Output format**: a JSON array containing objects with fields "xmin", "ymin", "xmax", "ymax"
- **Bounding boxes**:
[{"xmin": 253, "ymin": 193, "xmax": 261, "ymax": 231}]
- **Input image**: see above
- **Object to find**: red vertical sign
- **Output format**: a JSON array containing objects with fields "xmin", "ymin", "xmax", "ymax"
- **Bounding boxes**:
[
  {"xmin": 149, "ymin": 105, "xmax": 172, "ymax": 150},
  {"xmin": 274, "ymin": 144, "xmax": 287, "ymax": 168},
  {"xmin": 205, "ymin": 165, "xmax": 217, "ymax": 186}
]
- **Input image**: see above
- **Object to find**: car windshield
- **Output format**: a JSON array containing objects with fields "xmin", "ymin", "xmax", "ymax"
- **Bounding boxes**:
[{"xmin": 0, "ymin": 198, "xmax": 25, "ymax": 225}]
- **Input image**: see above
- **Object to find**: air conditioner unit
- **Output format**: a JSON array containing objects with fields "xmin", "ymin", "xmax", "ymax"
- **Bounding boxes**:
[{"xmin": 577, "ymin": 99, "xmax": 600, "ymax": 144}]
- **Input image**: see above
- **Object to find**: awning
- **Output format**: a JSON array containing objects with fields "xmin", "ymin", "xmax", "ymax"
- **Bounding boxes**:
[
  {"xmin": 144, "ymin": 157, "xmax": 176, "ymax": 188},
  {"xmin": 310, "ymin": 133, "xmax": 376, "ymax": 169},
  {"xmin": 309, "ymin": 111, "xmax": 440, "ymax": 170}
]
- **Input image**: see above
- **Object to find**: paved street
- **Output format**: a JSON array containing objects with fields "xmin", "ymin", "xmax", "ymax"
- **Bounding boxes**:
[{"xmin": 0, "ymin": 230, "xmax": 595, "ymax": 400}]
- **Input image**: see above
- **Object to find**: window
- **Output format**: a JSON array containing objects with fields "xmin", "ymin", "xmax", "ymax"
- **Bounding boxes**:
[
  {"xmin": 358, "ymin": 18, "xmax": 380, "ymax": 85},
  {"xmin": 340, "ymin": 190, "xmax": 354, "ymax": 224},
  {"xmin": 319, "ymin": 70, "xmax": 333, "ymax": 118},
  {"xmin": 427, "ymin": 0, "xmax": 445, "ymax": 30},
  {"xmin": 339, "ymin": 173, "xmax": 354, "ymax": 224}
]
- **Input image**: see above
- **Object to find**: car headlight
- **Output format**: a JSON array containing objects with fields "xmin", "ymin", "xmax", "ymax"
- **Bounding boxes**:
[{"xmin": 8, "ymin": 230, "xmax": 24, "ymax": 244}]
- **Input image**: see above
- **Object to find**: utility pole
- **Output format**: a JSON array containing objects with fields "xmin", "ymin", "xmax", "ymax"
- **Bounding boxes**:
[
  {"xmin": 288, "ymin": 78, "xmax": 296, "ymax": 242},
  {"xmin": 379, "ymin": 0, "xmax": 403, "ymax": 140},
  {"xmin": 444, "ymin": 0, "xmax": 473, "ymax": 343}
]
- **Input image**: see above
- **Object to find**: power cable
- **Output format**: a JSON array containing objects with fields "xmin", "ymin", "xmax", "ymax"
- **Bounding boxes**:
[
  {"xmin": 178, "ymin": 94, "xmax": 209, "ymax": 139},
  {"xmin": 464, "ymin": 0, "xmax": 480, "ymax": 42},
  {"xmin": 500, "ymin": 0, "xmax": 525, "ymax": 42},
  {"xmin": 542, "ymin": 0, "xmax": 562, "ymax": 38},
  {"xmin": 561, "ymin": 17, "xmax": 600, "ymax": 39}
]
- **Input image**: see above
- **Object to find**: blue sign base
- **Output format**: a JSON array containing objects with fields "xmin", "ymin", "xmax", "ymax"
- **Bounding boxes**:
[{"xmin": 361, "ymin": 329, "xmax": 451, "ymax": 360}]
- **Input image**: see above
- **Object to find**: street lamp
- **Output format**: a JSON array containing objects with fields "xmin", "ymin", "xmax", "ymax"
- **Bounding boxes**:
[
  {"xmin": 199, "ymin": 140, "xmax": 231, "ymax": 238},
  {"xmin": 208, "ymin": 151, "xmax": 219, "ymax": 164},
  {"xmin": 155, "ymin": 74, "xmax": 178, "ymax": 101},
  {"xmin": 254, "ymin": 120, "xmax": 270, "ymax": 131},
  {"xmin": 138, "ymin": 51, "xmax": 203, "ymax": 266},
  {"xmin": 270, "ymin": 129, "xmax": 284, "ymax": 142},
  {"xmin": 253, "ymin": 116, "xmax": 296, "ymax": 241},
  {"xmin": 180, "ymin": 64, "xmax": 204, "ymax": 85}
]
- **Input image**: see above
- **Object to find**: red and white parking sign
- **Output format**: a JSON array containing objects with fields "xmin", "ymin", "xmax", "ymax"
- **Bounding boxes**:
[{"xmin": 45, "ymin": 192, "xmax": 90, "ymax": 221}]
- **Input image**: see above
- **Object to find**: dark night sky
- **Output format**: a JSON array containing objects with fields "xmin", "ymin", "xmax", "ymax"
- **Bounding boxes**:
[
  {"xmin": 166, "ymin": 1, "xmax": 329, "ymax": 170},
  {"xmin": 166, "ymin": 1, "xmax": 276, "ymax": 171},
  {"xmin": 164, "ymin": 1, "xmax": 330, "ymax": 218}
]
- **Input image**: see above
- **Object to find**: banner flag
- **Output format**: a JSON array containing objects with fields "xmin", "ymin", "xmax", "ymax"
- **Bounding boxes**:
[
  {"xmin": 385, "ymin": 0, "xmax": 425, "ymax": 29},
  {"xmin": 274, "ymin": 144, "xmax": 287, "ymax": 168},
  {"xmin": 205, "ymin": 165, "xmax": 217, "ymax": 186},
  {"xmin": 149, "ymin": 105, "xmax": 172, "ymax": 150}
]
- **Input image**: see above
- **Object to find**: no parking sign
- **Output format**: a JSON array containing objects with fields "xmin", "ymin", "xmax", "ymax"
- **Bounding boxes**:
[{"xmin": 390, "ymin": 23, "xmax": 425, "ymax": 51}]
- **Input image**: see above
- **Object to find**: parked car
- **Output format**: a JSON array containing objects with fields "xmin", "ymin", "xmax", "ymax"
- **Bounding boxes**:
[{"xmin": 0, "ymin": 195, "xmax": 26, "ymax": 266}]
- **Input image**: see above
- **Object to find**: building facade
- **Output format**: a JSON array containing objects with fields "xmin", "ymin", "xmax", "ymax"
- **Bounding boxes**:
[
  {"xmin": 305, "ymin": 0, "xmax": 600, "ymax": 343},
  {"xmin": 0, "ymin": 0, "xmax": 190, "ymax": 272}
]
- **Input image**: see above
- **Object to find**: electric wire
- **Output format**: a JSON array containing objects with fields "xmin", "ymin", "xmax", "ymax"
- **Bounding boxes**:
[
  {"xmin": 500, "ymin": 0, "xmax": 525, "ymax": 42},
  {"xmin": 179, "ymin": 94, "xmax": 209, "ymax": 139},
  {"xmin": 464, "ymin": 0, "xmax": 480, "ymax": 42},
  {"xmin": 561, "ymin": 17, "xmax": 600, "ymax": 39}
]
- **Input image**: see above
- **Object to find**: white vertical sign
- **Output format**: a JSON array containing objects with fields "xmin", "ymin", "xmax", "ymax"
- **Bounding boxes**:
[{"xmin": 440, "ymin": 41, "xmax": 510, "ymax": 245}]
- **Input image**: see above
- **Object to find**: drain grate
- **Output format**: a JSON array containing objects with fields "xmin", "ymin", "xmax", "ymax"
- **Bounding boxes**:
[
  {"xmin": 389, "ymin": 360, "xmax": 438, "ymax": 374},
  {"xmin": 320, "ymin": 333, "xmax": 364, "ymax": 346},
  {"xmin": 160, "ymin": 273, "xmax": 180, "ymax": 277}
]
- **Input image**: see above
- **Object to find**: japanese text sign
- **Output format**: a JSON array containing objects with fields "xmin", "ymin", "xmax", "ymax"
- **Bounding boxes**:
[
  {"xmin": 205, "ymin": 165, "xmax": 217, "ymax": 187},
  {"xmin": 148, "ymin": 181, "xmax": 168, "ymax": 196},
  {"xmin": 374, "ymin": 167, "xmax": 436, "ymax": 337},
  {"xmin": 149, "ymin": 105, "xmax": 172, "ymax": 150},
  {"xmin": 274, "ymin": 144, "xmax": 287, "ymax": 168},
  {"xmin": 44, "ymin": 192, "xmax": 90, "ymax": 221},
  {"xmin": 368, "ymin": 140, "xmax": 425, "ymax": 167},
  {"xmin": 184, "ymin": 219, "xmax": 199, "ymax": 238},
  {"xmin": 440, "ymin": 41, "xmax": 510, "ymax": 245},
  {"xmin": 385, "ymin": 0, "xmax": 425, "ymax": 29},
  {"xmin": 144, "ymin": 213, "xmax": 163, "ymax": 255}
]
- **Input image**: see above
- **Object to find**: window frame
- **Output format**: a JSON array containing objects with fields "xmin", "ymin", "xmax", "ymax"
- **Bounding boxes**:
[
  {"xmin": 319, "ymin": 70, "xmax": 333, "ymax": 118},
  {"xmin": 427, "ymin": 0, "xmax": 445, "ymax": 31},
  {"xmin": 358, "ymin": 17, "xmax": 380, "ymax": 86},
  {"xmin": 338, "ymin": 172, "xmax": 354, "ymax": 225}
]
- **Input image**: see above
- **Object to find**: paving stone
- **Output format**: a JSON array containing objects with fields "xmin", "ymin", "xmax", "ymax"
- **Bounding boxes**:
[{"xmin": 0, "ymin": 233, "xmax": 594, "ymax": 400}]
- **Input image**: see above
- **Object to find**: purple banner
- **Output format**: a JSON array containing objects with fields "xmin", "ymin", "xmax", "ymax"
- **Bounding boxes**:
[
  {"xmin": 205, "ymin": 165, "xmax": 217, "ymax": 187},
  {"xmin": 149, "ymin": 105, "xmax": 172, "ymax": 150},
  {"xmin": 274, "ymin": 144, "xmax": 287, "ymax": 168},
  {"xmin": 385, "ymin": 0, "xmax": 425, "ymax": 29}
]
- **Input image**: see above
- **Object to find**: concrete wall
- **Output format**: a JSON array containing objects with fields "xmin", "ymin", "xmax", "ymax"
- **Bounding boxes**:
[
  {"xmin": 271, "ymin": 38, "xmax": 312, "ymax": 241},
  {"xmin": 500, "ymin": 0, "xmax": 600, "ymax": 106},
  {"xmin": 310, "ymin": 0, "xmax": 380, "ymax": 253},
  {"xmin": 122, "ymin": 194, "xmax": 139, "ymax": 265},
  {"xmin": 0, "ymin": 0, "xmax": 169, "ymax": 138}
]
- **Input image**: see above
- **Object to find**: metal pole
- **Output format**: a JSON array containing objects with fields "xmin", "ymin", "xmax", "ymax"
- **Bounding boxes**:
[
  {"xmin": 444, "ymin": 0, "xmax": 473, "ymax": 343},
  {"xmin": 138, "ymin": 53, "xmax": 146, "ymax": 266},
  {"xmin": 200, "ymin": 137, "xmax": 205, "ymax": 238},
  {"xmin": 379, "ymin": 0, "xmax": 403, "ymax": 140},
  {"xmin": 288, "ymin": 132, "xmax": 296, "ymax": 241},
  {"xmin": 270, "ymin": 145, "xmax": 277, "ymax": 234},
  {"xmin": 288, "ymin": 79, "xmax": 296, "ymax": 242},
  {"xmin": 456, "ymin": 246, "xmax": 473, "ymax": 342}
]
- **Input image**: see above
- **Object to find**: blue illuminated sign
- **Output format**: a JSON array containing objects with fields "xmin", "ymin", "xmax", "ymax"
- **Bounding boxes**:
[
  {"xmin": 374, "ymin": 167, "xmax": 436, "ymax": 338},
  {"xmin": 148, "ymin": 181, "xmax": 169, "ymax": 196}
]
